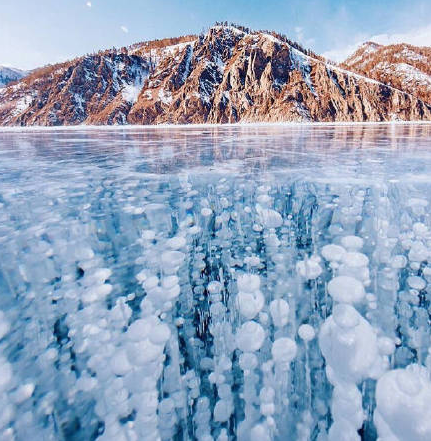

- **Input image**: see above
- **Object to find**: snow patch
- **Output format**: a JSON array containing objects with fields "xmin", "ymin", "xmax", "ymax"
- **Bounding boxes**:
[
  {"xmin": 122, "ymin": 83, "xmax": 142, "ymax": 104},
  {"xmin": 211, "ymin": 25, "xmax": 246, "ymax": 36},
  {"xmin": 12, "ymin": 95, "xmax": 33, "ymax": 116},
  {"xmin": 375, "ymin": 62, "xmax": 431, "ymax": 87},
  {"xmin": 395, "ymin": 47, "xmax": 427, "ymax": 63},
  {"xmin": 158, "ymin": 89, "xmax": 173, "ymax": 105}
]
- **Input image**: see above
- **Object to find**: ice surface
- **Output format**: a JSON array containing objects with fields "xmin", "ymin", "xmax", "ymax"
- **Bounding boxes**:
[{"xmin": 0, "ymin": 123, "xmax": 431, "ymax": 440}]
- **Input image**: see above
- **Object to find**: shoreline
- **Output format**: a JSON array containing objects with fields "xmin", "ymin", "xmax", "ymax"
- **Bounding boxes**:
[{"xmin": 1, "ymin": 120, "xmax": 431, "ymax": 132}]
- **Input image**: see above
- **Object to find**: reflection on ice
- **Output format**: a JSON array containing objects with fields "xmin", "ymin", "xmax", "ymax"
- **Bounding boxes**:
[{"xmin": 0, "ymin": 123, "xmax": 431, "ymax": 441}]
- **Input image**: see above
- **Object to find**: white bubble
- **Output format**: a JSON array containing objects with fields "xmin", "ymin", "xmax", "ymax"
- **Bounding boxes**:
[
  {"xmin": 236, "ymin": 321, "xmax": 265, "ymax": 352},
  {"xmin": 110, "ymin": 349, "xmax": 133, "ymax": 376},
  {"xmin": 166, "ymin": 236, "xmax": 187, "ymax": 250},
  {"xmin": 407, "ymin": 276, "xmax": 426, "ymax": 291},
  {"xmin": 161, "ymin": 251, "xmax": 185, "ymax": 268},
  {"xmin": 269, "ymin": 299, "xmax": 290, "ymax": 327},
  {"xmin": 237, "ymin": 274, "xmax": 260, "ymax": 292},
  {"xmin": 321, "ymin": 244, "xmax": 346, "ymax": 262},
  {"xmin": 201, "ymin": 207, "xmax": 213, "ymax": 217},
  {"xmin": 207, "ymin": 281, "xmax": 222, "ymax": 294},
  {"xmin": 237, "ymin": 290, "xmax": 264, "ymax": 320},
  {"xmin": 296, "ymin": 259, "xmax": 322, "ymax": 279},
  {"xmin": 271, "ymin": 338, "xmax": 297, "ymax": 370},
  {"xmin": 213, "ymin": 400, "xmax": 232, "ymax": 422},
  {"xmin": 298, "ymin": 324, "xmax": 315, "ymax": 342},
  {"xmin": 391, "ymin": 255, "xmax": 407, "ymax": 269},
  {"xmin": 342, "ymin": 252, "xmax": 369, "ymax": 268},
  {"xmin": 375, "ymin": 365, "xmax": 431, "ymax": 441},
  {"xmin": 250, "ymin": 424, "xmax": 271, "ymax": 441},
  {"xmin": 149, "ymin": 323, "xmax": 171, "ymax": 345},
  {"xmin": 341, "ymin": 236, "xmax": 364, "ymax": 251},
  {"xmin": 11, "ymin": 383, "xmax": 35, "ymax": 404},
  {"xmin": 327, "ymin": 276, "xmax": 365, "ymax": 304},
  {"xmin": 239, "ymin": 352, "xmax": 258, "ymax": 371},
  {"xmin": 256, "ymin": 206, "xmax": 283, "ymax": 229}
]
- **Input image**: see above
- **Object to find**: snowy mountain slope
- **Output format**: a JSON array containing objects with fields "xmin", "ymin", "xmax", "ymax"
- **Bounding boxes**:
[
  {"xmin": 343, "ymin": 42, "xmax": 431, "ymax": 104},
  {"xmin": 0, "ymin": 25, "xmax": 430, "ymax": 126},
  {"xmin": 0, "ymin": 66, "xmax": 28, "ymax": 88}
]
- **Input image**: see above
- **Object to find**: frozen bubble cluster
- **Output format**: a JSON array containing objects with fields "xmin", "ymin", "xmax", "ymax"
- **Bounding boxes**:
[{"xmin": 1, "ymin": 124, "xmax": 431, "ymax": 441}]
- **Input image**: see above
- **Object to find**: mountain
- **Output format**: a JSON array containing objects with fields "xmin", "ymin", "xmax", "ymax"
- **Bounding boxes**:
[
  {"xmin": 0, "ymin": 25, "xmax": 430, "ymax": 126},
  {"xmin": 343, "ymin": 41, "xmax": 383, "ymax": 67},
  {"xmin": 342, "ymin": 42, "xmax": 431, "ymax": 104},
  {"xmin": 0, "ymin": 66, "xmax": 28, "ymax": 88}
]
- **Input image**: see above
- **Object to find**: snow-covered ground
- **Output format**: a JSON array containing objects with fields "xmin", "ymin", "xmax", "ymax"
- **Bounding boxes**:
[{"xmin": 0, "ymin": 124, "xmax": 431, "ymax": 440}]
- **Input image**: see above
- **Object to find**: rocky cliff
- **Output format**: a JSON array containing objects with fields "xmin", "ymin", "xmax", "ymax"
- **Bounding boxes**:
[{"xmin": 1, "ymin": 26, "xmax": 430, "ymax": 126}]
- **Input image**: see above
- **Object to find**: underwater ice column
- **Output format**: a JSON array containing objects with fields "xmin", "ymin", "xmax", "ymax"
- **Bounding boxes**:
[
  {"xmin": 235, "ymin": 290, "xmax": 266, "ymax": 441},
  {"xmin": 235, "ymin": 272, "xmax": 276, "ymax": 440},
  {"xmin": 319, "ymin": 304, "xmax": 376, "ymax": 441},
  {"xmin": 132, "ymin": 245, "xmax": 184, "ymax": 441},
  {"xmin": 400, "ymin": 198, "xmax": 431, "ymax": 366},
  {"xmin": 369, "ymin": 187, "xmax": 401, "ymax": 336},
  {"xmin": 158, "ymin": 244, "xmax": 188, "ymax": 441},
  {"xmin": 319, "ymin": 238, "xmax": 390, "ymax": 441},
  {"xmin": 70, "ymin": 266, "xmax": 135, "ymax": 441},
  {"xmin": 210, "ymin": 289, "xmax": 236, "ymax": 432}
]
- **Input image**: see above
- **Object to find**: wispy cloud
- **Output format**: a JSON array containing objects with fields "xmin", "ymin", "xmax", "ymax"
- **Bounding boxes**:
[
  {"xmin": 293, "ymin": 26, "xmax": 315, "ymax": 48},
  {"xmin": 323, "ymin": 23, "xmax": 431, "ymax": 62},
  {"xmin": 370, "ymin": 23, "xmax": 431, "ymax": 47},
  {"xmin": 120, "ymin": 25, "xmax": 129, "ymax": 34},
  {"xmin": 322, "ymin": 43, "xmax": 361, "ymax": 63}
]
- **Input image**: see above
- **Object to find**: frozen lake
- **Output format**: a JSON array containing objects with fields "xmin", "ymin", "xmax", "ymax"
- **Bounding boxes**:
[{"xmin": 1, "ymin": 123, "xmax": 431, "ymax": 441}]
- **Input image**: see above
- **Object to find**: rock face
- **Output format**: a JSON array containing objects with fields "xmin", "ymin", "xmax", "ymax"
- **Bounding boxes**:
[
  {"xmin": 343, "ymin": 42, "xmax": 431, "ymax": 105},
  {"xmin": 0, "ymin": 66, "xmax": 27, "ymax": 88},
  {"xmin": 1, "ymin": 26, "xmax": 430, "ymax": 126},
  {"xmin": 0, "ymin": 52, "xmax": 150, "ymax": 126}
]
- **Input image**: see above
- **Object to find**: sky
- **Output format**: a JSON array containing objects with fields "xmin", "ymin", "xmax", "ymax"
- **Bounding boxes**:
[{"xmin": 1, "ymin": 0, "xmax": 431, "ymax": 70}]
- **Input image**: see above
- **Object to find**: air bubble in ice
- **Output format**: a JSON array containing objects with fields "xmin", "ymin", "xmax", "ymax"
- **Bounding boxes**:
[
  {"xmin": 375, "ymin": 364, "xmax": 431, "ymax": 441},
  {"xmin": 321, "ymin": 244, "xmax": 346, "ymax": 262},
  {"xmin": 296, "ymin": 258, "xmax": 322, "ymax": 280},
  {"xmin": 236, "ymin": 321, "xmax": 265, "ymax": 352},
  {"xmin": 237, "ymin": 291, "xmax": 265, "ymax": 320},
  {"xmin": 341, "ymin": 236, "xmax": 364, "ymax": 251},
  {"xmin": 271, "ymin": 338, "xmax": 297, "ymax": 370},
  {"xmin": 342, "ymin": 252, "xmax": 369, "ymax": 268},
  {"xmin": 327, "ymin": 276, "xmax": 365, "ymax": 304},
  {"xmin": 298, "ymin": 324, "xmax": 316, "ymax": 342},
  {"xmin": 269, "ymin": 299, "xmax": 290, "ymax": 328},
  {"xmin": 407, "ymin": 276, "xmax": 426, "ymax": 291}
]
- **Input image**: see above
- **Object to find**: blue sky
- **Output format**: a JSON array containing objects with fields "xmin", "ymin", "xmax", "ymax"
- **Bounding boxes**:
[{"xmin": 1, "ymin": 0, "xmax": 431, "ymax": 70}]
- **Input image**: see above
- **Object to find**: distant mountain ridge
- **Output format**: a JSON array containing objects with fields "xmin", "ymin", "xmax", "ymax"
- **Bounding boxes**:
[
  {"xmin": 342, "ymin": 42, "xmax": 431, "ymax": 104},
  {"xmin": 0, "ymin": 24, "xmax": 430, "ymax": 126},
  {"xmin": 0, "ymin": 66, "xmax": 28, "ymax": 88}
]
